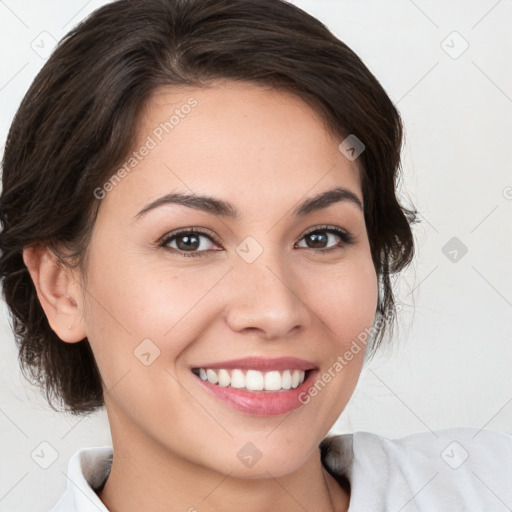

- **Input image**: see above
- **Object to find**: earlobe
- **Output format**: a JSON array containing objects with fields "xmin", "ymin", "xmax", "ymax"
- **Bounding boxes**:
[{"xmin": 22, "ymin": 244, "xmax": 87, "ymax": 343}]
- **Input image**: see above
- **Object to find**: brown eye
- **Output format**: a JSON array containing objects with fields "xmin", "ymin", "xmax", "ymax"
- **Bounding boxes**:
[
  {"xmin": 160, "ymin": 228, "xmax": 219, "ymax": 257},
  {"xmin": 296, "ymin": 226, "xmax": 354, "ymax": 252}
]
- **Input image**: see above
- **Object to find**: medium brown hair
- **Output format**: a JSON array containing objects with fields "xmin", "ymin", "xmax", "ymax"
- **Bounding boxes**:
[{"xmin": 0, "ymin": 0, "xmax": 417, "ymax": 415}]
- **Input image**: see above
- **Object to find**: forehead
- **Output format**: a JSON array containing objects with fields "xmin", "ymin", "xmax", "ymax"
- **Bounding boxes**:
[{"xmin": 99, "ymin": 81, "xmax": 362, "ymax": 220}]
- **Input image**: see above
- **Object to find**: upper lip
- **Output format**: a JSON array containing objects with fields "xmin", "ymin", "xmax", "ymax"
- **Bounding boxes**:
[{"xmin": 192, "ymin": 356, "xmax": 318, "ymax": 372}]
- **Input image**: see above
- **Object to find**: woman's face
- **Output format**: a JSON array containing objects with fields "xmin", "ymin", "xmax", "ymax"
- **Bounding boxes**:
[{"xmin": 79, "ymin": 81, "xmax": 378, "ymax": 477}]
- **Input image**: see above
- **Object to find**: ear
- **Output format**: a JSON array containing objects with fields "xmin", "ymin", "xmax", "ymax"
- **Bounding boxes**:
[{"xmin": 22, "ymin": 244, "xmax": 87, "ymax": 343}]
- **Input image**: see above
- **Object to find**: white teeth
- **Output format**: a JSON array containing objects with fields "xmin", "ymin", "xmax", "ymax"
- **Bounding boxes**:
[
  {"xmin": 230, "ymin": 369, "xmax": 245, "ymax": 388},
  {"xmin": 196, "ymin": 368, "xmax": 307, "ymax": 391},
  {"xmin": 264, "ymin": 371, "xmax": 282, "ymax": 391},
  {"xmin": 291, "ymin": 369, "xmax": 300, "ymax": 388},
  {"xmin": 246, "ymin": 370, "xmax": 264, "ymax": 391},
  {"xmin": 206, "ymin": 369, "xmax": 219, "ymax": 385},
  {"xmin": 281, "ymin": 370, "xmax": 292, "ymax": 389},
  {"xmin": 218, "ymin": 369, "xmax": 230, "ymax": 387}
]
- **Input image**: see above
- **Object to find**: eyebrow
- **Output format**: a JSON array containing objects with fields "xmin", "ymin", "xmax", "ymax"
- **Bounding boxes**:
[{"xmin": 134, "ymin": 186, "xmax": 363, "ymax": 221}]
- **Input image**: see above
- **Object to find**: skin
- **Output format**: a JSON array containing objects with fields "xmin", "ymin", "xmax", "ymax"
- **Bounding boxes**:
[{"xmin": 23, "ymin": 81, "xmax": 378, "ymax": 512}]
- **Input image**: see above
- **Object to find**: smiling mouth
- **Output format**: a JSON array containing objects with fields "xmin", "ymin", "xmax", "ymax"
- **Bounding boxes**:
[{"xmin": 191, "ymin": 367, "xmax": 311, "ymax": 392}]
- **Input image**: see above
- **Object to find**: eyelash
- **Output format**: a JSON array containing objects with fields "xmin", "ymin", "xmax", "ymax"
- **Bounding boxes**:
[{"xmin": 158, "ymin": 225, "xmax": 355, "ymax": 258}]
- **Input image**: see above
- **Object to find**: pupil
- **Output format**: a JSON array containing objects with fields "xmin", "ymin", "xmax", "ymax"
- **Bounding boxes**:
[
  {"xmin": 177, "ymin": 234, "xmax": 199, "ymax": 251},
  {"xmin": 308, "ymin": 232, "xmax": 326, "ymax": 248}
]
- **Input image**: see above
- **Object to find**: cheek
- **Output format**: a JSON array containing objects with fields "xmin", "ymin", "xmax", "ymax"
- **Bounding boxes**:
[
  {"xmin": 296, "ymin": 259, "xmax": 377, "ymax": 428},
  {"xmin": 83, "ymin": 240, "xmax": 204, "ymax": 333},
  {"xmin": 80, "ymin": 248, "xmax": 227, "ymax": 382},
  {"xmin": 308, "ymin": 254, "xmax": 378, "ymax": 342}
]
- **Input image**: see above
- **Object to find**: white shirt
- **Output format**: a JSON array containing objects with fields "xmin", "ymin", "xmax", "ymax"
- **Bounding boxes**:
[{"xmin": 49, "ymin": 427, "xmax": 512, "ymax": 511}]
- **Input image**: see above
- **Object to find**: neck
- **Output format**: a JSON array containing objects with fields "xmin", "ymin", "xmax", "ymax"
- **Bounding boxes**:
[{"xmin": 98, "ymin": 422, "xmax": 349, "ymax": 512}]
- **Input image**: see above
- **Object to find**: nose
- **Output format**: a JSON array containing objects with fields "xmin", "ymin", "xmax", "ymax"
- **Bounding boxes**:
[{"xmin": 224, "ymin": 250, "xmax": 308, "ymax": 340}]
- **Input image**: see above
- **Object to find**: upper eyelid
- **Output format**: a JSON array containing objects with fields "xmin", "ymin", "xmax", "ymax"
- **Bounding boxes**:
[
  {"xmin": 159, "ymin": 226, "xmax": 218, "ymax": 244},
  {"xmin": 300, "ymin": 224, "xmax": 347, "ymax": 236}
]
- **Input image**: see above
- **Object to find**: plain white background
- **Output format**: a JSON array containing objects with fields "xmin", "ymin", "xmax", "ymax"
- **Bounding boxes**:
[{"xmin": 1, "ymin": 1, "xmax": 511, "ymax": 510}]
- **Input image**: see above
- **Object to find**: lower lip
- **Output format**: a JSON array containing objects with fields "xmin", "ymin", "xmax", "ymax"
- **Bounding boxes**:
[{"xmin": 193, "ymin": 370, "xmax": 318, "ymax": 416}]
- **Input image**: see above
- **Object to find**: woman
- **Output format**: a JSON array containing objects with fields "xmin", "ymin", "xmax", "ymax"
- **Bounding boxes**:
[{"xmin": 1, "ymin": 0, "xmax": 511, "ymax": 510}]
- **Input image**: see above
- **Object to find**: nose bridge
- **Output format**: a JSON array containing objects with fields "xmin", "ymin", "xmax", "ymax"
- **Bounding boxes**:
[{"xmin": 225, "ymin": 238, "xmax": 306, "ymax": 338}]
